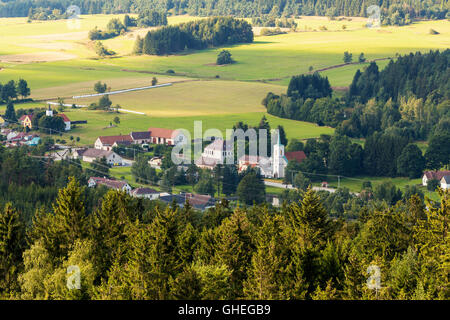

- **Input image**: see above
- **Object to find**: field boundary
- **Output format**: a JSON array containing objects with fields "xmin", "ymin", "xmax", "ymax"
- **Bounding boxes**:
[{"xmin": 72, "ymin": 83, "xmax": 173, "ymax": 99}]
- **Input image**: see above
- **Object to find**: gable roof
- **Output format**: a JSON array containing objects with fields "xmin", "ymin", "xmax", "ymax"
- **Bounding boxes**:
[
  {"xmin": 56, "ymin": 113, "xmax": 71, "ymax": 122},
  {"xmin": 285, "ymin": 151, "xmax": 307, "ymax": 163},
  {"xmin": 19, "ymin": 114, "xmax": 33, "ymax": 122},
  {"xmin": 131, "ymin": 187, "xmax": 159, "ymax": 196},
  {"xmin": 89, "ymin": 177, "xmax": 129, "ymax": 190},
  {"xmin": 148, "ymin": 127, "xmax": 178, "ymax": 139},
  {"xmin": 97, "ymin": 135, "xmax": 133, "ymax": 146},
  {"xmin": 424, "ymin": 171, "xmax": 450, "ymax": 181},
  {"xmin": 441, "ymin": 175, "xmax": 450, "ymax": 184},
  {"xmin": 130, "ymin": 131, "xmax": 151, "ymax": 140},
  {"xmin": 82, "ymin": 148, "xmax": 115, "ymax": 159}
]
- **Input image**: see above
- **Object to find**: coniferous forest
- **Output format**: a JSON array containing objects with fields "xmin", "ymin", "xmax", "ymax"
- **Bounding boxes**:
[
  {"xmin": 0, "ymin": 145, "xmax": 448, "ymax": 300},
  {"xmin": 134, "ymin": 17, "xmax": 254, "ymax": 55}
]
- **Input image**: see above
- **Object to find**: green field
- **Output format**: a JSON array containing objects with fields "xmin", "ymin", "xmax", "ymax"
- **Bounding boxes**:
[{"xmin": 29, "ymin": 109, "xmax": 332, "ymax": 145}]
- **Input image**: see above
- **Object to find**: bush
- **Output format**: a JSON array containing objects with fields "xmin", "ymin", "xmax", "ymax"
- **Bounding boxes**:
[{"xmin": 427, "ymin": 179, "xmax": 440, "ymax": 191}]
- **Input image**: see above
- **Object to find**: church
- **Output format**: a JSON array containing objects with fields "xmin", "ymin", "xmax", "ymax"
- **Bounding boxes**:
[{"xmin": 238, "ymin": 135, "xmax": 306, "ymax": 179}]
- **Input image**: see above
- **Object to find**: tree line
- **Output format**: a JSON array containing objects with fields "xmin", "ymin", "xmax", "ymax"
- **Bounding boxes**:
[
  {"xmin": 1, "ymin": 0, "xmax": 448, "ymax": 22},
  {"xmin": 134, "ymin": 17, "xmax": 253, "ymax": 55}
]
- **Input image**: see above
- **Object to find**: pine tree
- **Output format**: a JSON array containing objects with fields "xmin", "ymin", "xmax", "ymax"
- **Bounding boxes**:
[
  {"xmin": 4, "ymin": 101, "xmax": 17, "ymax": 122},
  {"xmin": 90, "ymin": 190, "xmax": 135, "ymax": 279},
  {"xmin": 213, "ymin": 209, "xmax": 253, "ymax": 298},
  {"xmin": 0, "ymin": 203, "xmax": 24, "ymax": 295},
  {"xmin": 289, "ymin": 188, "xmax": 330, "ymax": 247},
  {"xmin": 244, "ymin": 214, "xmax": 291, "ymax": 299}
]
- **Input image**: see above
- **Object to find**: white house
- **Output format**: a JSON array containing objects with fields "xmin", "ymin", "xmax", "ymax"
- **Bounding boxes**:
[
  {"xmin": 130, "ymin": 188, "xmax": 160, "ymax": 200},
  {"xmin": 82, "ymin": 148, "xmax": 123, "ymax": 166},
  {"xmin": 88, "ymin": 177, "xmax": 132, "ymax": 193},
  {"xmin": 441, "ymin": 176, "xmax": 450, "ymax": 190},
  {"xmin": 422, "ymin": 171, "xmax": 450, "ymax": 186}
]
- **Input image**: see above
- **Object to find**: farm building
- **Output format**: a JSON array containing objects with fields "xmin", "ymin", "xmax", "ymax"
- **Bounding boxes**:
[
  {"xmin": 88, "ymin": 177, "xmax": 131, "ymax": 193},
  {"xmin": 148, "ymin": 127, "xmax": 185, "ymax": 145},
  {"xmin": 95, "ymin": 135, "xmax": 133, "ymax": 151}
]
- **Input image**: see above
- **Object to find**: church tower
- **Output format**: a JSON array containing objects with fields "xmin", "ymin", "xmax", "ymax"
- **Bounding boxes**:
[
  {"xmin": 272, "ymin": 133, "xmax": 286, "ymax": 178},
  {"xmin": 46, "ymin": 105, "xmax": 53, "ymax": 117}
]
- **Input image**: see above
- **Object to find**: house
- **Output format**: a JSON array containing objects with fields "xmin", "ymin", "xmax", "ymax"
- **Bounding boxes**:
[
  {"xmin": 82, "ymin": 148, "xmax": 123, "ymax": 166},
  {"xmin": 440, "ymin": 176, "xmax": 450, "ymax": 190},
  {"xmin": 321, "ymin": 181, "xmax": 329, "ymax": 188},
  {"xmin": 95, "ymin": 135, "xmax": 133, "ymax": 151},
  {"xmin": 422, "ymin": 171, "xmax": 450, "ymax": 186},
  {"xmin": 88, "ymin": 177, "xmax": 131, "ymax": 193},
  {"xmin": 130, "ymin": 188, "xmax": 160, "ymax": 200},
  {"xmin": 183, "ymin": 193, "xmax": 216, "ymax": 211},
  {"xmin": 130, "ymin": 131, "xmax": 151, "ymax": 144},
  {"xmin": 148, "ymin": 127, "xmax": 185, "ymax": 145},
  {"xmin": 19, "ymin": 115, "xmax": 33, "ymax": 129},
  {"xmin": 195, "ymin": 138, "xmax": 234, "ymax": 169}
]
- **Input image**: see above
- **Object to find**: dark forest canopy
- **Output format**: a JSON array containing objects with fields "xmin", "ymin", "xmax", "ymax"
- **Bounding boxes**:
[
  {"xmin": 0, "ymin": 0, "xmax": 448, "ymax": 20},
  {"xmin": 264, "ymin": 50, "xmax": 450, "ymax": 142},
  {"xmin": 135, "ymin": 16, "xmax": 254, "ymax": 55}
]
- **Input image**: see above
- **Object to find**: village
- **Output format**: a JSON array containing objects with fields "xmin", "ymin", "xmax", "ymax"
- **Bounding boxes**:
[{"xmin": 1, "ymin": 105, "xmax": 449, "ymax": 211}]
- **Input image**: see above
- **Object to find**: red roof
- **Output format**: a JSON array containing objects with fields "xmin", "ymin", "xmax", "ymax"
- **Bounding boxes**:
[
  {"xmin": 285, "ymin": 151, "xmax": 307, "ymax": 163},
  {"xmin": 56, "ymin": 113, "xmax": 71, "ymax": 122},
  {"xmin": 19, "ymin": 114, "xmax": 33, "ymax": 122},
  {"xmin": 148, "ymin": 127, "xmax": 178, "ymax": 139},
  {"xmin": 424, "ymin": 171, "xmax": 450, "ymax": 181},
  {"xmin": 98, "ymin": 135, "xmax": 133, "ymax": 146}
]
